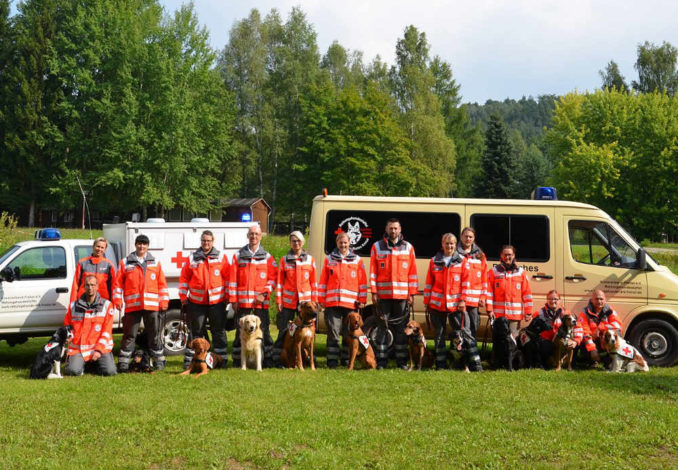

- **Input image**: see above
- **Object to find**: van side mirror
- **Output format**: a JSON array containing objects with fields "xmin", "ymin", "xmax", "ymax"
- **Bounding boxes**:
[
  {"xmin": 1, "ymin": 266, "xmax": 15, "ymax": 282},
  {"xmin": 636, "ymin": 248, "xmax": 647, "ymax": 270}
]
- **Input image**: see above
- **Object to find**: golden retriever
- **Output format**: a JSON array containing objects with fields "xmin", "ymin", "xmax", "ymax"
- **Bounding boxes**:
[{"xmin": 239, "ymin": 314, "xmax": 263, "ymax": 371}]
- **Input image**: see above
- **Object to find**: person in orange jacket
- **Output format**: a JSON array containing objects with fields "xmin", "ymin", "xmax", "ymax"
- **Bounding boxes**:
[
  {"xmin": 486, "ymin": 245, "xmax": 533, "ymax": 369},
  {"xmin": 424, "ymin": 233, "xmax": 479, "ymax": 370},
  {"xmin": 179, "ymin": 230, "xmax": 230, "ymax": 369},
  {"xmin": 457, "ymin": 227, "xmax": 488, "ymax": 341},
  {"xmin": 229, "ymin": 225, "xmax": 277, "ymax": 368},
  {"xmin": 369, "ymin": 218, "xmax": 418, "ymax": 369},
  {"xmin": 318, "ymin": 232, "xmax": 367, "ymax": 368},
  {"xmin": 273, "ymin": 231, "xmax": 317, "ymax": 367},
  {"xmin": 64, "ymin": 275, "xmax": 117, "ymax": 376},
  {"xmin": 70, "ymin": 237, "xmax": 119, "ymax": 309},
  {"xmin": 574, "ymin": 289, "xmax": 623, "ymax": 367},
  {"xmin": 114, "ymin": 234, "xmax": 170, "ymax": 372}
]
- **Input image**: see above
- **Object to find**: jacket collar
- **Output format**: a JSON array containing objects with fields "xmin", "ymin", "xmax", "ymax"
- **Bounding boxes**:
[
  {"xmin": 381, "ymin": 234, "xmax": 405, "ymax": 248},
  {"xmin": 76, "ymin": 292, "xmax": 104, "ymax": 309},
  {"xmin": 285, "ymin": 249, "xmax": 308, "ymax": 263},
  {"xmin": 457, "ymin": 243, "xmax": 483, "ymax": 258},
  {"xmin": 541, "ymin": 304, "xmax": 563, "ymax": 320},
  {"xmin": 193, "ymin": 247, "xmax": 220, "ymax": 262},
  {"xmin": 126, "ymin": 252, "xmax": 155, "ymax": 265},
  {"xmin": 584, "ymin": 301, "xmax": 612, "ymax": 321},
  {"xmin": 496, "ymin": 261, "xmax": 519, "ymax": 273},
  {"xmin": 433, "ymin": 250, "xmax": 463, "ymax": 266},
  {"xmin": 238, "ymin": 244, "xmax": 267, "ymax": 260},
  {"xmin": 329, "ymin": 247, "xmax": 357, "ymax": 262}
]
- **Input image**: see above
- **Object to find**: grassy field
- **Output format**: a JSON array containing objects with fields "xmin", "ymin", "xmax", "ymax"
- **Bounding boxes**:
[{"xmin": 1, "ymin": 335, "xmax": 677, "ymax": 469}]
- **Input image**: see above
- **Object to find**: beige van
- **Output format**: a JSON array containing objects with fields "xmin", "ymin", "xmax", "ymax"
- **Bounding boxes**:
[{"xmin": 307, "ymin": 194, "xmax": 678, "ymax": 366}]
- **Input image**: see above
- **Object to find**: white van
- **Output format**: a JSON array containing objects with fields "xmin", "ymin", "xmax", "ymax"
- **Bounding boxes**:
[{"xmin": 307, "ymin": 194, "xmax": 678, "ymax": 366}]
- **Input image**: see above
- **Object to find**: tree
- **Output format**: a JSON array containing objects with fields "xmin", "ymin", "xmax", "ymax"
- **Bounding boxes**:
[
  {"xmin": 632, "ymin": 41, "xmax": 678, "ymax": 96},
  {"xmin": 479, "ymin": 113, "xmax": 515, "ymax": 198},
  {"xmin": 389, "ymin": 25, "xmax": 456, "ymax": 196},
  {"xmin": 546, "ymin": 89, "xmax": 678, "ymax": 240},
  {"xmin": 600, "ymin": 60, "xmax": 628, "ymax": 91}
]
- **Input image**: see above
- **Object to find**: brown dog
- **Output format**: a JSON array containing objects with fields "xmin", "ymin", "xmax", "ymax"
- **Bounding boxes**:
[
  {"xmin": 551, "ymin": 314, "xmax": 577, "ymax": 371},
  {"xmin": 345, "ymin": 312, "xmax": 377, "ymax": 370},
  {"xmin": 179, "ymin": 338, "xmax": 223, "ymax": 378},
  {"xmin": 280, "ymin": 301, "xmax": 319, "ymax": 370},
  {"xmin": 403, "ymin": 320, "xmax": 434, "ymax": 371}
]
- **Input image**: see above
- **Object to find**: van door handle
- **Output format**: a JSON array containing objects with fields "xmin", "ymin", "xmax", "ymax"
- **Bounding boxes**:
[
  {"xmin": 532, "ymin": 274, "xmax": 553, "ymax": 280},
  {"xmin": 565, "ymin": 275, "xmax": 587, "ymax": 281},
  {"xmin": 56, "ymin": 287, "xmax": 69, "ymax": 293}
]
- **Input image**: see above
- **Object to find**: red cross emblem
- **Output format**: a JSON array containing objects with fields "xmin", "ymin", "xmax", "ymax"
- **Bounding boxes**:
[
  {"xmin": 171, "ymin": 251, "xmax": 190, "ymax": 269},
  {"xmin": 622, "ymin": 346, "xmax": 632, "ymax": 356}
]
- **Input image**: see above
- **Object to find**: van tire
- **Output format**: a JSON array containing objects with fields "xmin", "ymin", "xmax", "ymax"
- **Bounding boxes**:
[
  {"xmin": 627, "ymin": 318, "xmax": 678, "ymax": 367},
  {"xmin": 161, "ymin": 309, "xmax": 188, "ymax": 356}
]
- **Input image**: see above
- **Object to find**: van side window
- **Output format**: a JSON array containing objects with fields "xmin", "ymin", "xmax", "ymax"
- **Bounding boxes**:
[
  {"xmin": 74, "ymin": 245, "xmax": 116, "ymax": 263},
  {"xmin": 325, "ymin": 210, "xmax": 461, "ymax": 258},
  {"xmin": 568, "ymin": 221, "xmax": 638, "ymax": 268},
  {"xmin": 7, "ymin": 247, "xmax": 67, "ymax": 280},
  {"xmin": 471, "ymin": 214, "xmax": 550, "ymax": 262}
]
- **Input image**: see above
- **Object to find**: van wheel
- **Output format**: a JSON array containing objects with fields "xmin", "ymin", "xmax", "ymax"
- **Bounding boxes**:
[
  {"xmin": 627, "ymin": 319, "xmax": 678, "ymax": 367},
  {"xmin": 161, "ymin": 309, "xmax": 188, "ymax": 356}
]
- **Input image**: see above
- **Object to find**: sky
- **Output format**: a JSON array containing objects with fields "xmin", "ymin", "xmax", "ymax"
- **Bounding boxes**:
[{"xmin": 160, "ymin": 1, "xmax": 677, "ymax": 104}]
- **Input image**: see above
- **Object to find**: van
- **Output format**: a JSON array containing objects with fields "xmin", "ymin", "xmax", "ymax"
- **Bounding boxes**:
[{"xmin": 307, "ymin": 194, "xmax": 678, "ymax": 366}]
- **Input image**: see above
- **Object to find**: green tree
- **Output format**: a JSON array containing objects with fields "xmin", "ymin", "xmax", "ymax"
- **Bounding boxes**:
[
  {"xmin": 546, "ymin": 89, "xmax": 678, "ymax": 239},
  {"xmin": 389, "ymin": 25, "xmax": 456, "ymax": 196},
  {"xmin": 600, "ymin": 60, "xmax": 628, "ymax": 91},
  {"xmin": 632, "ymin": 41, "xmax": 678, "ymax": 96},
  {"xmin": 480, "ymin": 113, "xmax": 515, "ymax": 198}
]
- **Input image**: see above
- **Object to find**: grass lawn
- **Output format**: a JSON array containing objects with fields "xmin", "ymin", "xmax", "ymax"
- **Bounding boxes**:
[{"xmin": 1, "ymin": 334, "xmax": 677, "ymax": 469}]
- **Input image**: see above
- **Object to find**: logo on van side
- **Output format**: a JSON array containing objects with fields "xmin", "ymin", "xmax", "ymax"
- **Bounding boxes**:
[{"xmin": 335, "ymin": 217, "xmax": 372, "ymax": 250}]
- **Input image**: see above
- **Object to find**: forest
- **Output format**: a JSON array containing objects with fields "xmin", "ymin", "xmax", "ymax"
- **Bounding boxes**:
[{"xmin": 0, "ymin": 0, "xmax": 677, "ymax": 240}]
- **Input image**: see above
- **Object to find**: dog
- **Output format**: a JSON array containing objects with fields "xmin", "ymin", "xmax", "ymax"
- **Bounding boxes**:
[
  {"xmin": 239, "ymin": 314, "xmax": 263, "ymax": 371},
  {"xmin": 403, "ymin": 320, "xmax": 434, "ymax": 371},
  {"xmin": 345, "ymin": 312, "xmax": 377, "ymax": 370},
  {"xmin": 280, "ymin": 301, "xmax": 318, "ymax": 370},
  {"xmin": 551, "ymin": 314, "xmax": 577, "ymax": 371},
  {"xmin": 492, "ymin": 317, "xmax": 520, "ymax": 371},
  {"xmin": 450, "ymin": 329, "xmax": 483, "ymax": 372},
  {"xmin": 179, "ymin": 338, "xmax": 223, "ymax": 378},
  {"xmin": 30, "ymin": 325, "xmax": 74, "ymax": 379},
  {"xmin": 518, "ymin": 317, "xmax": 549, "ymax": 369},
  {"xmin": 601, "ymin": 330, "xmax": 649, "ymax": 372},
  {"xmin": 129, "ymin": 331, "xmax": 153, "ymax": 374}
]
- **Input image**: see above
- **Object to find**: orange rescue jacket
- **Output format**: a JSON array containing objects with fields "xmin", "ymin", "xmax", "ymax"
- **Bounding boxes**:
[
  {"xmin": 70, "ymin": 256, "xmax": 119, "ymax": 308},
  {"xmin": 229, "ymin": 245, "xmax": 277, "ymax": 308},
  {"xmin": 458, "ymin": 244, "xmax": 487, "ymax": 307},
  {"xmin": 424, "ymin": 251, "xmax": 467, "ymax": 313},
  {"xmin": 276, "ymin": 250, "xmax": 318, "ymax": 309},
  {"xmin": 369, "ymin": 236, "xmax": 418, "ymax": 300},
  {"xmin": 65, "ymin": 293, "xmax": 116, "ymax": 360},
  {"xmin": 178, "ymin": 248, "xmax": 229, "ymax": 305},
  {"xmin": 575, "ymin": 302, "xmax": 622, "ymax": 351},
  {"xmin": 318, "ymin": 249, "xmax": 367, "ymax": 309},
  {"xmin": 486, "ymin": 263, "xmax": 533, "ymax": 320},
  {"xmin": 114, "ymin": 253, "xmax": 169, "ymax": 313}
]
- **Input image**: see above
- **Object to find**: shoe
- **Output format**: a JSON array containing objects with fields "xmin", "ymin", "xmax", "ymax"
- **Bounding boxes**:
[
  {"xmin": 153, "ymin": 361, "xmax": 165, "ymax": 371},
  {"xmin": 376, "ymin": 365, "xmax": 385, "ymax": 370},
  {"xmin": 117, "ymin": 364, "xmax": 129, "ymax": 373},
  {"xmin": 398, "ymin": 364, "xmax": 409, "ymax": 371}
]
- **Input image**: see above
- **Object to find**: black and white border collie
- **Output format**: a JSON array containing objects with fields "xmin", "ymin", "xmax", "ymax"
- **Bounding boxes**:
[{"xmin": 30, "ymin": 325, "xmax": 74, "ymax": 379}]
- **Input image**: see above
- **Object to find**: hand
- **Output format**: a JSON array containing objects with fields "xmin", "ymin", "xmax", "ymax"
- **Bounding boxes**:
[
  {"xmin": 255, "ymin": 293, "xmax": 266, "ymax": 303},
  {"xmin": 525, "ymin": 313, "xmax": 533, "ymax": 322},
  {"xmin": 568, "ymin": 339, "xmax": 577, "ymax": 348},
  {"xmin": 357, "ymin": 302, "xmax": 365, "ymax": 309},
  {"xmin": 181, "ymin": 298, "xmax": 188, "ymax": 306},
  {"xmin": 458, "ymin": 301, "xmax": 466, "ymax": 312},
  {"xmin": 488, "ymin": 311, "xmax": 495, "ymax": 321},
  {"xmin": 91, "ymin": 351, "xmax": 101, "ymax": 361},
  {"xmin": 408, "ymin": 295, "xmax": 414, "ymax": 306},
  {"xmin": 371, "ymin": 293, "xmax": 378, "ymax": 305},
  {"xmin": 276, "ymin": 303, "xmax": 282, "ymax": 312},
  {"xmin": 478, "ymin": 299, "xmax": 485, "ymax": 308}
]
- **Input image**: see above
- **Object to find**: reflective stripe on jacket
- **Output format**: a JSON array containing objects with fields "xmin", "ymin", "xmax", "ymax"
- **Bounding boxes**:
[
  {"xmin": 179, "ymin": 248, "xmax": 229, "ymax": 305},
  {"xmin": 486, "ymin": 264, "xmax": 533, "ymax": 320},
  {"xmin": 65, "ymin": 294, "xmax": 116, "ymax": 359},
  {"xmin": 369, "ymin": 237, "xmax": 418, "ymax": 299},
  {"xmin": 70, "ymin": 256, "xmax": 118, "ymax": 308},
  {"xmin": 318, "ymin": 249, "xmax": 367, "ymax": 309},
  {"xmin": 114, "ymin": 253, "xmax": 169, "ymax": 313},
  {"xmin": 458, "ymin": 244, "xmax": 488, "ymax": 307},
  {"xmin": 229, "ymin": 245, "xmax": 277, "ymax": 308},
  {"xmin": 276, "ymin": 251, "xmax": 318, "ymax": 309},
  {"xmin": 424, "ymin": 251, "xmax": 466, "ymax": 312}
]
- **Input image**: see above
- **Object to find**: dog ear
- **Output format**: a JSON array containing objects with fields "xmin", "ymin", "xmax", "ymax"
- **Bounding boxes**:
[
  {"xmin": 239, "ymin": 316, "xmax": 245, "ymax": 328},
  {"xmin": 256, "ymin": 316, "xmax": 261, "ymax": 328},
  {"xmin": 358, "ymin": 315, "xmax": 363, "ymax": 328}
]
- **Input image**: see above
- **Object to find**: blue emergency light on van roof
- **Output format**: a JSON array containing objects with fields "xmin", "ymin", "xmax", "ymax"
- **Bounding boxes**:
[
  {"xmin": 34, "ymin": 228, "xmax": 62, "ymax": 240},
  {"xmin": 241, "ymin": 213, "xmax": 252, "ymax": 222},
  {"xmin": 533, "ymin": 186, "xmax": 557, "ymax": 200}
]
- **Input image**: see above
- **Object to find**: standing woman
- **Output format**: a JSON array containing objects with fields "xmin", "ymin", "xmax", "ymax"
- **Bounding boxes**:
[
  {"xmin": 318, "ymin": 232, "xmax": 367, "ymax": 369},
  {"xmin": 424, "ymin": 233, "xmax": 468, "ymax": 370},
  {"xmin": 457, "ymin": 227, "xmax": 487, "ymax": 341},
  {"xmin": 70, "ymin": 237, "xmax": 119, "ymax": 309},
  {"xmin": 273, "ymin": 231, "xmax": 318, "ymax": 367},
  {"xmin": 486, "ymin": 245, "xmax": 533, "ymax": 368}
]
